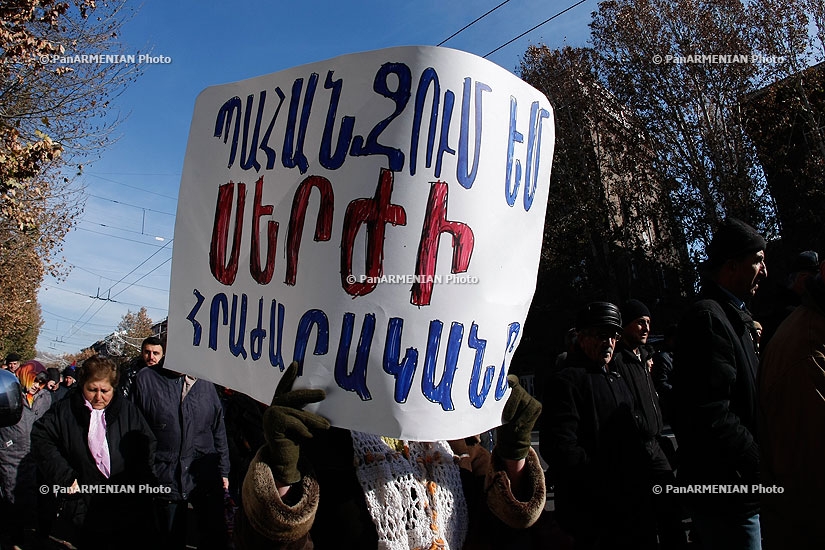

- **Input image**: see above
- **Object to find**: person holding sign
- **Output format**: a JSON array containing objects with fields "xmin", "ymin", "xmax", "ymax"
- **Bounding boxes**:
[
  {"xmin": 235, "ymin": 362, "xmax": 546, "ymax": 549},
  {"xmin": 164, "ymin": 44, "xmax": 557, "ymax": 549}
]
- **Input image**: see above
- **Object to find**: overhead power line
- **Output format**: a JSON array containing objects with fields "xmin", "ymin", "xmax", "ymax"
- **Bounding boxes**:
[
  {"xmin": 438, "ymin": 0, "xmax": 512, "ymax": 46},
  {"xmin": 41, "ymin": 308, "xmax": 118, "ymax": 329},
  {"xmin": 85, "ymin": 193, "xmax": 176, "ymax": 216},
  {"xmin": 76, "ymin": 226, "xmax": 172, "ymax": 247},
  {"xmin": 42, "ymin": 284, "xmax": 169, "ymax": 311},
  {"xmin": 484, "ymin": 0, "xmax": 589, "ymax": 58},
  {"xmin": 86, "ymin": 172, "xmax": 179, "ymax": 201},
  {"xmin": 110, "ymin": 257, "xmax": 172, "ymax": 300},
  {"xmin": 57, "ymin": 239, "xmax": 173, "ymax": 343},
  {"xmin": 79, "ymin": 218, "xmax": 172, "ymax": 239},
  {"xmin": 69, "ymin": 265, "xmax": 170, "ymax": 292},
  {"xmin": 102, "ymin": 240, "xmax": 173, "ymax": 297}
]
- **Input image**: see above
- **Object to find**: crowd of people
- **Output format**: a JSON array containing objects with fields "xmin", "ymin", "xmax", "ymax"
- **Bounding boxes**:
[
  {"xmin": 540, "ymin": 218, "xmax": 823, "ymax": 550},
  {"xmin": 0, "ymin": 338, "xmax": 231, "ymax": 550},
  {"xmin": 0, "ymin": 217, "xmax": 821, "ymax": 549},
  {"xmin": 0, "ymin": 337, "xmax": 549, "ymax": 550}
]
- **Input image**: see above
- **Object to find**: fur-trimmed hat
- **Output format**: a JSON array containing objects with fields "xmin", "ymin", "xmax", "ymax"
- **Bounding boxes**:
[{"xmin": 706, "ymin": 218, "xmax": 766, "ymax": 267}]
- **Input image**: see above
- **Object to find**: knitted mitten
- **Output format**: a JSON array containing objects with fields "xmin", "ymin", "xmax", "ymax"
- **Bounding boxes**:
[
  {"xmin": 495, "ymin": 375, "xmax": 542, "ymax": 461},
  {"xmin": 262, "ymin": 362, "xmax": 330, "ymax": 484}
]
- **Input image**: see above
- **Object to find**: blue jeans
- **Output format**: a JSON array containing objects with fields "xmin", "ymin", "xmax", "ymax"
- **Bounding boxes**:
[{"xmin": 692, "ymin": 511, "xmax": 761, "ymax": 550}]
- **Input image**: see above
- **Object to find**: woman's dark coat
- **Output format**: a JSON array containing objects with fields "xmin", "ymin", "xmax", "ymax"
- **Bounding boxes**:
[{"xmin": 32, "ymin": 390, "xmax": 157, "ymax": 540}]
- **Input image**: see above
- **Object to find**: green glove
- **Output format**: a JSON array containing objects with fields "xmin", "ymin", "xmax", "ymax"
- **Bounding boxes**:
[
  {"xmin": 495, "ymin": 374, "xmax": 542, "ymax": 461},
  {"xmin": 263, "ymin": 362, "xmax": 330, "ymax": 485}
]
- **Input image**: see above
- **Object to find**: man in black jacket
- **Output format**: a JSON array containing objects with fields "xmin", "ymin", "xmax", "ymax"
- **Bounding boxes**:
[
  {"xmin": 118, "ymin": 337, "xmax": 164, "ymax": 399},
  {"xmin": 540, "ymin": 301, "xmax": 650, "ymax": 550},
  {"xmin": 671, "ymin": 218, "xmax": 767, "ymax": 550},
  {"xmin": 612, "ymin": 299, "xmax": 685, "ymax": 548}
]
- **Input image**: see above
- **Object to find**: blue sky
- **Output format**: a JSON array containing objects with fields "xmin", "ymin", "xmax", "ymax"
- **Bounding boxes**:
[{"xmin": 36, "ymin": 0, "xmax": 594, "ymax": 356}]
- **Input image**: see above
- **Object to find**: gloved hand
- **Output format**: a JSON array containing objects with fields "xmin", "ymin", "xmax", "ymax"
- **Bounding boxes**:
[
  {"xmin": 495, "ymin": 375, "xmax": 542, "ymax": 461},
  {"xmin": 263, "ymin": 362, "xmax": 330, "ymax": 485}
]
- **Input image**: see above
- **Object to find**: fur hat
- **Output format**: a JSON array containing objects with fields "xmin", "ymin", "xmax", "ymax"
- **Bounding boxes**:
[{"xmin": 706, "ymin": 218, "xmax": 766, "ymax": 267}]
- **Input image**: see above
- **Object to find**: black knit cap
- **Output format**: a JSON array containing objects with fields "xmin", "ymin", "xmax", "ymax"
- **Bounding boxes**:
[
  {"xmin": 790, "ymin": 250, "xmax": 819, "ymax": 274},
  {"xmin": 620, "ymin": 299, "xmax": 651, "ymax": 326},
  {"xmin": 706, "ymin": 218, "xmax": 766, "ymax": 267},
  {"xmin": 5, "ymin": 352, "xmax": 20, "ymax": 363},
  {"xmin": 575, "ymin": 302, "xmax": 623, "ymax": 332}
]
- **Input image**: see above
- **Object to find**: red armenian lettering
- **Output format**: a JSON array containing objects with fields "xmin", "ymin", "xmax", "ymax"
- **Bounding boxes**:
[
  {"xmin": 285, "ymin": 175, "xmax": 334, "ymax": 285},
  {"xmin": 341, "ymin": 168, "xmax": 407, "ymax": 296},
  {"xmin": 209, "ymin": 181, "xmax": 247, "ymax": 285},
  {"xmin": 250, "ymin": 176, "xmax": 278, "ymax": 284},
  {"xmin": 411, "ymin": 181, "xmax": 474, "ymax": 305}
]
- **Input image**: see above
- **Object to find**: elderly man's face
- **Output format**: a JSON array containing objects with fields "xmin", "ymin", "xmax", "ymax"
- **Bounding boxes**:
[
  {"xmin": 578, "ymin": 326, "xmax": 620, "ymax": 366},
  {"xmin": 725, "ymin": 251, "xmax": 768, "ymax": 301}
]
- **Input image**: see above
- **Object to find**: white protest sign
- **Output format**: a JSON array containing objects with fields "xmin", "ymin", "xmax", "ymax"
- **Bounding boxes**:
[{"xmin": 167, "ymin": 46, "xmax": 554, "ymax": 441}]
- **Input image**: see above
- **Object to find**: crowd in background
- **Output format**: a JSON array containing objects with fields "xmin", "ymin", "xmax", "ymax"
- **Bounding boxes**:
[
  {"xmin": 0, "ymin": 218, "xmax": 822, "ymax": 549},
  {"xmin": 0, "ymin": 338, "xmax": 232, "ymax": 550},
  {"xmin": 538, "ymin": 218, "xmax": 823, "ymax": 550}
]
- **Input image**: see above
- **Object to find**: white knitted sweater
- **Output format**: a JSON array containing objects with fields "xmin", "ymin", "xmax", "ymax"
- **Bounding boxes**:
[{"xmin": 351, "ymin": 431, "xmax": 469, "ymax": 550}]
